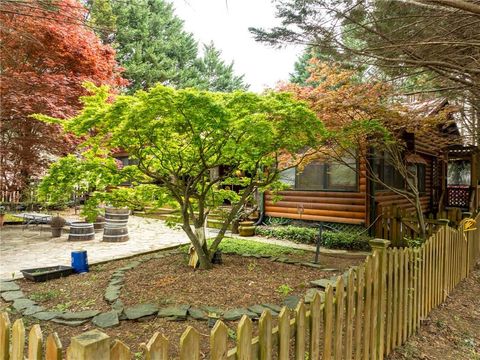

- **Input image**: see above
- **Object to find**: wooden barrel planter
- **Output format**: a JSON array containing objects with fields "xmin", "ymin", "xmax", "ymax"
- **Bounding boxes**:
[
  {"xmin": 103, "ymin": 224, "xmax": 129, "ymax": 242},
  {"xmin": 68, "ymin": 222, "xmax": 95, "ymax": 241},
  {"xmin": 93, "ymin": 217, "xmax": 105, "ymax": 232},
  {"xmin": 104, "ymin": 207, "xmax": 130, "ymax": 227},
  {"xmin": 103, "ymin": 208, "xmax": 129, "ymax": 242}
]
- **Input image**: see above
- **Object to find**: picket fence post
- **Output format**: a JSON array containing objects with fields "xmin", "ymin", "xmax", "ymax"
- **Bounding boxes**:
[{"xmin": 369, "ymin": 239, "xmax": 390, "ymax": 360}]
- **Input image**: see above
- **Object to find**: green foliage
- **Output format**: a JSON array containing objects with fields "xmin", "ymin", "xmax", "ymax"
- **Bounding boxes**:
[
  {"xmin": 255, "ymin": 225, "xmax": 371, "ymax": 251},
  {"xmin": 90, "ymin": 0, "xmax": 248, "ymax": 92},
  {"xmin": 194, "ymin": 42, "xmax": 248, "ymax": 92},
  {"xmin": 256, "ymin": 225, "xmax": 317, "ymax": 243},
  {"xmin": 276, "ymin": 284, "xmax": 293, "ymax": 297},
  {"xmin": 404, "ymin": 236, "xmax": 424, "ymax": 248},
  {"xmin": 180, "ymin": 237, "xmax": 306, "ymax": 257},
  {"xmin": 321, "ymin": 231, "xmax": 371, "ymax": 251},
  {"xmin": 30, "ymin": 290, "xmax": 60, "ymax": 302},
  {"xmin": 37, "ymin": 84, "xmax": 324, "ymax": 268}
]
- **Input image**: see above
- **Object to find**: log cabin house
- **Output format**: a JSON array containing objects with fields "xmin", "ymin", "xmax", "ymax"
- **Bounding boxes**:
[{"xmin": 263, "ymin": 99, "xmax": 480, "ymax": 231}]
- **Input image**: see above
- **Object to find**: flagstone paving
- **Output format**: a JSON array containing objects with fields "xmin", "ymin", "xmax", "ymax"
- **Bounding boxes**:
[{"xmin": 0, "ymin": 216, "xmax": 190, "ymax": 279}]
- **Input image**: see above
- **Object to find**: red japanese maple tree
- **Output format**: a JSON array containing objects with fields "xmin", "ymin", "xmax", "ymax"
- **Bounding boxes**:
[{"xmin": 0, "ymin": 0, "xmax": 126, "ymax": 193}]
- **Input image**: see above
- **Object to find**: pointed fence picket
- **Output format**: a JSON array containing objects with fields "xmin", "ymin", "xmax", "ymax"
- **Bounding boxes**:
[{"xmin": 0, "ymin": 213, "xmax": 478, "ymax": 360}]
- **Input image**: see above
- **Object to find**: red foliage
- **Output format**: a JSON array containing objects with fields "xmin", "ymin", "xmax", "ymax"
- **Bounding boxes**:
[{"xmin": 0, "ymin": 0, "xmax": 126, "ymax": 192}]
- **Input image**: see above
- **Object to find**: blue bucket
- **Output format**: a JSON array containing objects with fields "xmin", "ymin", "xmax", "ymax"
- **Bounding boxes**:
[{"xmin": 71, "ymin": 250, "xmax": 89, "ymax": 273}]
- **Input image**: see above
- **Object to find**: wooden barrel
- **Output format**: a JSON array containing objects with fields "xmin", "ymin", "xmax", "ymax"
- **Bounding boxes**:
[
  {"xmin": 68, "ymin": 222, "xmax": 95, "ymax": 241},
  {"xmin": 103, "ymin": 207, "xmax": 129, "ymax": 242},
  {"xmin": 104, "ymin": 207, "xmax": 130, "ymax": 227},
  {"xmin": 103, "ymin": 224, "xmax": 129, "ymax": 242},
  {"xmin": 93, "ymin": 219, "xmax": 105, "ymax": 232}
]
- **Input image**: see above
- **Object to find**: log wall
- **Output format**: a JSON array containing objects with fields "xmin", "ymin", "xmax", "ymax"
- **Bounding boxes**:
[{"xmin": 265, "ymin": 160, "xmax": 368, "ymax": 225}]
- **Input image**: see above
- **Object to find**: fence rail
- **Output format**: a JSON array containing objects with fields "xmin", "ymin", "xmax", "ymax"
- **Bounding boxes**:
[{"xmin": 1, "ymin": 213, "xmax": 479, "ymax": 359}]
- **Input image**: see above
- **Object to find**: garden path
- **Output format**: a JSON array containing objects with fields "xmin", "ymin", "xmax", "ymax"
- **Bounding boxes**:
[
  {"xmin": 0, "ymin": 216, "xmax": 189, "ymax": 279},
  {"xmin": 0, "ymin": 216, "xmax": 368, "ymax": 280}
]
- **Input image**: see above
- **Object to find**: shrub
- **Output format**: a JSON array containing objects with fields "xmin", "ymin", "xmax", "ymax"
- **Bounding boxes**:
[
  {"xmin": 255, "ymin": 225, "xmax": 371, "ymax": 251},
  {"xmin": 255, "ymin": 225, "xmax": 317, "ymax": 244},
  {"xmin": 321, "ymin": 231, "xmax": 371, "ymax": 251}
]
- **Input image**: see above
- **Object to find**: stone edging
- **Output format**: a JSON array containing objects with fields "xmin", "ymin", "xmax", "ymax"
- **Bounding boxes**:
[{"xmin": 0, "ymin": 249, "xmax": 350, "ymax": 329}]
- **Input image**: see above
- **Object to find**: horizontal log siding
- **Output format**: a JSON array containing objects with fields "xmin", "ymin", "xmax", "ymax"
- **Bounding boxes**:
[
  {"xmin": 265, "ymin": 161, "xmax": 367, "ymax": 225},
  {"xmin": 375, "ymin": 155, "xmax": 434, "ymax": 213}
]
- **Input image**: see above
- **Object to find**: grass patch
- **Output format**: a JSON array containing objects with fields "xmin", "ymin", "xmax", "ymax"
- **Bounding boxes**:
[
  {"xmin": 180, "ymin": 237, "xmax": 306, "ymax": 257},
  {"xmin": 3, "ymin": 213, "xmax": 23, "ymax": 223}
]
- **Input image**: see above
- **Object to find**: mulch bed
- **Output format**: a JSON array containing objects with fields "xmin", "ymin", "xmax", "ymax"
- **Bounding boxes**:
[
  {"xmin": 1, "ymin": 251, "xmax": 363, "ymax": 358},
  {"xmin": 387, "ymin": 265, "xmax": 480, "ymax": 360}
]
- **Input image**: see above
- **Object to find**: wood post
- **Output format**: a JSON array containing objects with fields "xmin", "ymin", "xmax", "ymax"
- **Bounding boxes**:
[
  {"xmin": 369, "ymin": 238, "xmax": 390, "ymax": 360},
  {"xmin": 67, "ymin": 329, "xmax": 109, "ymax": 360}
]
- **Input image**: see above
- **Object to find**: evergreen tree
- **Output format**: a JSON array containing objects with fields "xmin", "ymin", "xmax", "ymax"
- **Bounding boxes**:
[
  {"xmin": 109, "ymin": 0, "xmax": 199, "ymax": 92},
  {"xmin": 195, "ymin": 42, "xmax": 248, "ymax": 92},
  {"xmin": 89, "ymin": 0, "xmax": 248, "ymax": 92}
]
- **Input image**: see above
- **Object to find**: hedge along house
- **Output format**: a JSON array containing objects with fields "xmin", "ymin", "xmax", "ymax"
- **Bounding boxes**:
[{"xmin": 263, "ymin": 98, "xmax": 479, "ymax": 234}]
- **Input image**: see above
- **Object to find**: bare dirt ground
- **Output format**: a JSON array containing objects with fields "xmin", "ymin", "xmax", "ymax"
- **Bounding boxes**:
[
  {"xmin": 388, "ymin": 265, "xmax": 480, "ymax": 360},
  {"xmin": 1, "ymin": 251, "xmax": 360, "ymax": 358}
]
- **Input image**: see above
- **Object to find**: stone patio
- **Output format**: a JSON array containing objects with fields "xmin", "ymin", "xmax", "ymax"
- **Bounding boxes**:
[{"xmin": 0, "ymin": 216, "xmax": 190, "ymax": 279}]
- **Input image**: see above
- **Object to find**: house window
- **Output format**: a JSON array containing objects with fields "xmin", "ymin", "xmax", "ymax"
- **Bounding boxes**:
[
  {"xmin": 447, "ymin": 160, "xmax": 471, "ymax": 185},
  {"xmin": 293, "ymin": 158, "xmax": 358, "ymax": 191},
  {"xmin": 374, "ymin": 152, "xmax": 404, "ymax": 190}
]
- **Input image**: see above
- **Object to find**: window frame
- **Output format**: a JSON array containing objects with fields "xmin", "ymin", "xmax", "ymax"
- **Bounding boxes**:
[{"xmin": 293, "ymin": 158, "xmax": 360, "ymax": 192}]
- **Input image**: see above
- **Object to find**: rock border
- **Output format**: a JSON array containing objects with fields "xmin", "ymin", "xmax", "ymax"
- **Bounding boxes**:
[{"xmin": 1, "ymin": 249, "xmax": 352, "ymax": 328}]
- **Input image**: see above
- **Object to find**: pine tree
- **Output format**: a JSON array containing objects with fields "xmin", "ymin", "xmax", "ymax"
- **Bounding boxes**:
[
  {"xmin": 195, "ymin": 42, "xmax": 248, "ymax": 92},
  {"xmin": 109, "ymin": 0, "xmax": 199, "ymax": 92},
  {"xmin": 89, "ymin": 0, "xmax": 248, "ymax": 92}
]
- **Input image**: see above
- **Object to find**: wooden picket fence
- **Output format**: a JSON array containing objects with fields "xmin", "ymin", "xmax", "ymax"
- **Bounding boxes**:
[{"xmin": 1, "ymin": 213, "xmax": 479, "ymax": 359}]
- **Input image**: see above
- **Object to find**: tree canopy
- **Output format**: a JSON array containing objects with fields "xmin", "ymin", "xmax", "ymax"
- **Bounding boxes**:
[
  {"xmin": 88, "ymin": 0, "xmax": 248, "ymax": 92},
  {"xmin": 38, "ymin": 84, "xmax": 325, "ymax": 268},
  {"xmin": 251, "ymin": 0, "xmax": 480, "ymax": 145},
  {"xmin": 0, "ymin": 0, "xmax": 125, "ymax": 192}
]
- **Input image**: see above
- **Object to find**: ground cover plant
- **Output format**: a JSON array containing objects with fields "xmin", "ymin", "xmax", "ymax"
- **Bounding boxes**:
[{"xmin": 255, "ymin": 225, "xmax": 372, "ymax": 251}]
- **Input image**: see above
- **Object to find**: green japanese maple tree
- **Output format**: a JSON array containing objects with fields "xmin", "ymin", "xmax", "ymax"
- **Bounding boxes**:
[{"xmin": 38, "ymin": 84, "xmax": 325, "ymax": 269}]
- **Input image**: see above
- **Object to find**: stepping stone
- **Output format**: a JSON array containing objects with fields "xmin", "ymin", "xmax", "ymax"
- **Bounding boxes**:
[
  {"xmin": 300, "ymin": 262, "xmax": 325, "ymax": 269},
  {"xmin": 1, "ymin": 290, "xmax": 24, "ymax": 302},
  {"xmin": 310, "ymin": 279, "xmax": 336, "ymax": 289},
  {"xmin": 188, "ymin": 307, "xmax": 208, "ymax": 321},
  {"xmin": 0, "ymin": 278, "xmax": 15, "ymax": 282},
  {"xmin": 52, "ymin": 319, "xmax": 89, "ymax": 327},
  {"xmin": 109, "ymin": 278, "xmax": 124, "ymax": 286},
  {"xmin": 92, "ymin": 311, "xmax": 119, "ymax": 328},
  {"xmin": 111, "ymin": 270, "xmax": 125, "ymax": 278},
  {"xmin": 276, "ymin": 258, "xmax": 289, "ymax": 263},
  {"xmin": 223, "ymin": 308, "xmax": 257, "ymax": 321},
  {"xmin": 13, "ymin": 298, "xmax": 36, "ymax": 311},
  {"xmin": 158, "ymin": 305, "xmax": 189, "ymax": 321},
  {"xmin": 0, "ymin": 281, "xmax": 20, "ymax": 292},
  {"xmin": 269, "ymin": 257, "xmax": 279, "ymax": 262},
  {"xmin": 59, "ymin": 310, "xmax": 101, "ymax": 320},
  {"xmin": 262, "ymin": 303, "xmax": 282, "ymax": 313},
  {"xmin": 32, "ymin": 311, "xmax": 62, "ymax": 321},
  {"xmin": 104, "ymin": 285, "xmax": 122, "ymax": 303},
  {"xmin": 284, "ymin": 259, "xmax": 299, "ymax": 264},
  {"xmin": 23, "ymin": 305, "xmax": 45, "ymax": 316},
  {"xmin": 247, "ymin": 305, "xmax": 274, "ymax": 316},
  {"xmin": 200, "ymin": 306, "xmax": 223, "ymax": 316},
  {"xmin": 322, "ymin": 268, "xmax": 339, "ymax": 272},
  {"xmin": 305, "ymin": 289, "xmax": 325, "ymax": 304},
  {"xmin": 124, "ymin": 304, "xmax": 159, "ymax": 320},
  {"xmin": 284, "ymin": 295, "xmax": 300, "ymax": 309},
  {"xmin": 112, "ymin": 299, "xmax": 124, "ymax": 314}
]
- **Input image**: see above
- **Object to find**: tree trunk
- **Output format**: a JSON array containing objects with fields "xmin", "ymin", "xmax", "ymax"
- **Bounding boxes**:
[{"xmin": 414, "ymin": 195, "xmax": 427, "ymax": 239}]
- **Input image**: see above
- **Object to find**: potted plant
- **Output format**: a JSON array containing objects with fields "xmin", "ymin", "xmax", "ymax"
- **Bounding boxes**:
[
  {"xmin": 0, "ymin": 206, "xmax": 5, "ymax": 228},
  {"xmin": 50, "ymin": 215, "xmax": 66, "ymax": 237}
]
